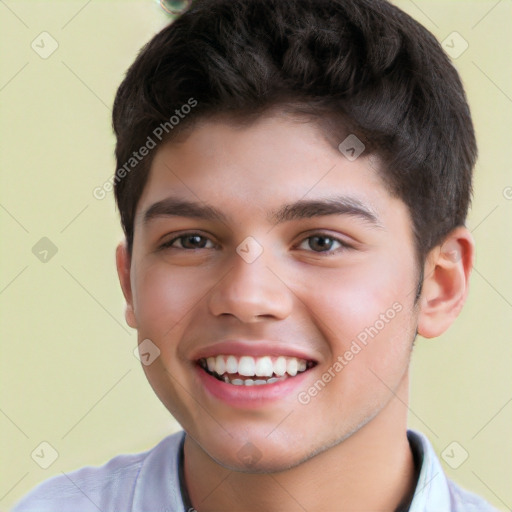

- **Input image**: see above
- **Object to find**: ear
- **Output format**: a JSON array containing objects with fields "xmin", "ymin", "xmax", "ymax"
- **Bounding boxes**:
[
  {"xmin": 116, "ymin": 240, "xmax": 137, "ymax": 329},
  {"xmin": 417, "ymin": 226, "xmax": 475, "ymax": 339}
]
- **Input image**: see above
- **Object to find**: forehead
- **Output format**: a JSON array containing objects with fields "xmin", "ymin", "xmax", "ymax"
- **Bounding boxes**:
[{"xmin": 135, "ymin": 114, "xmax": 406, "ymax": 228}]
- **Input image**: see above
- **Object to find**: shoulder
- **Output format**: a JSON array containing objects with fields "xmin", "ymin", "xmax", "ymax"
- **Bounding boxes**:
[
  {"xmin": 447, "ymin": 479, "xmax": 501, "ymax": 512},
  {"xmin": 11, "ymin": 431, "xmax": 185, "ymax": 512},
  {"xmin": 12, "ymin": 454, "xmax": 143, "ymax": 512},
  {"xmin": 407, "ymin": 430, "xmax": 500, "ymax": 512}
]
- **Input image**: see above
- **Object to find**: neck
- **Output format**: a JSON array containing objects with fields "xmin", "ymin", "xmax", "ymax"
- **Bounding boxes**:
[{"xmin": 184, "ymin": 375, "xmax": 416, "ymax": 512}]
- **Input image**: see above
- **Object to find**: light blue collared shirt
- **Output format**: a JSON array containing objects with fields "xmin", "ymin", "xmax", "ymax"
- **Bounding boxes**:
[{"xmin": 12, "ymin": 429, "xmax": 499, "ymax": 511}]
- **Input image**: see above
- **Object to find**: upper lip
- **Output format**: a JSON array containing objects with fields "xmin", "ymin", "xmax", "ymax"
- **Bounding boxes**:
[{"xmin": 191, "ymin": 340, "xmax": 319, "ymax": 363}]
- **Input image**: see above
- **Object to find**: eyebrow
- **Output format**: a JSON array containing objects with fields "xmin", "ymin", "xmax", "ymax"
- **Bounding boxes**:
[
  {"xmin": 143, "ymin": 197, "xmax": 228, "ymax": 225},
  {"xmin": 142, "ymin": 195, "xmax": 382, "ymax": 228},
  {"xmin": 269, "ymin": 196, "xmax": 382, "ymax": 227}
]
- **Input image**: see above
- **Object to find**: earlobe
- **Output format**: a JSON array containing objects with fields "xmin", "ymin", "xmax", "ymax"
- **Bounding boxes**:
[
  {"xmin": 115, "ymin": 241, "xmax": 138, "ymax": 329},
  {"xmin": 417, "ymin": 227, "xmax": 475, "ymax": 339}
]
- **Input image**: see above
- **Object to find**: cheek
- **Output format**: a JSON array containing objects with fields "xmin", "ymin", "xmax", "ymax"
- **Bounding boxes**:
[
  {"xmin": 310, "ymin": 258, "xmax": 411, "ymax": 324},
  {"xmin": 300, "ymin": 254, "xmax": 417, "ymax": 372},
  {"xmin": 300, "ymin": 266, "xmax": 416, "ymax": 425},
  {"xmin": 132, "ymin": 262, "xmax": 210, "ymax": 341}
]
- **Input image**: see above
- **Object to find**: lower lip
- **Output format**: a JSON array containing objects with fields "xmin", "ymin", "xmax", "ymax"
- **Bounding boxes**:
[{"xmin": 195, "ymin": 365, "xmax": 313, "ymax": 409}]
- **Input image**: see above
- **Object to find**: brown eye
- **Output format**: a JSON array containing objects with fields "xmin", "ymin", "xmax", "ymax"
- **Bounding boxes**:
[
  {"xmin": 180, "ymin": 235, "xmax": 208, "ymax": 249},
  {"xmin": 308, "ymin": 236, "xmax": 336, "ymax": 252},
  {"xmin": 296, "ymin": 234, "xmax": 350, "ymax": 254},
  {"xmin": 161, "ymin": 233, "xmax": 214, "ymax": 250}
]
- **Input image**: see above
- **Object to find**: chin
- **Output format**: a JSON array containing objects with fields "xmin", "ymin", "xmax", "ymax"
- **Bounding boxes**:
[
  {"xmin": 199, "ymin": 433, "xmax": 325, "ymax": 474},
  {"xmin": 212, "ymin": 448, "xmax": 312, "ymax": 474}
]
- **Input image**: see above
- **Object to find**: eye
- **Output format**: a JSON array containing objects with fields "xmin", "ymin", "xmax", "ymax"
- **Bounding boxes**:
[
  {"xmin": 297, "ymin": 234, "xmax": 350, "ymax": 253},
  {"xmin": 160, "ymin": 233, "xmax": 215, "ymax": 250}
]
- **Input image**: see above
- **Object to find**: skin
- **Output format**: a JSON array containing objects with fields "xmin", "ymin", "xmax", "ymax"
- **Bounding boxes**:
[{"xmin": 116, "ymin": 113, "xmax": 474, "ymax": 511}]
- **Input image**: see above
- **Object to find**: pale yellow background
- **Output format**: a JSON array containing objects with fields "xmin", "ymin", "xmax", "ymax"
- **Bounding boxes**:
[{"xmin": 1, "ymin": 1, "xmax": 511, "ymax": 510}]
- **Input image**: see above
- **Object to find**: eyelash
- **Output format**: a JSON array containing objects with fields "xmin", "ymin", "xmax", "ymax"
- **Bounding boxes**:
[
  {"xmin": 159, "ymin": 231, "xmax": 352, "ymax": 255},
  {"xmin": 159, "ymin": 232, "xmax": 217, "ymax": 251},
  {"xmin": 296, "ymin": 234, "xmax": 351, "ymax": 254}
]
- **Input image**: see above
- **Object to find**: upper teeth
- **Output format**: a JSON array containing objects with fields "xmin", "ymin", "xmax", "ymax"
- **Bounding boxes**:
[{"xmin": 203, "ymin": 355, "xmax": 308, "ymax": 377}]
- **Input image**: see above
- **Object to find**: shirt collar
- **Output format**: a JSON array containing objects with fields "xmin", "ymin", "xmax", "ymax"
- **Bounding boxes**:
[
  {"xmin": 131, "ymin": 429, "xmax": 453, "ymax": 512},
  {"xmin": 407, "ymin": 429, "xmax": 452, "ymax": 512}
]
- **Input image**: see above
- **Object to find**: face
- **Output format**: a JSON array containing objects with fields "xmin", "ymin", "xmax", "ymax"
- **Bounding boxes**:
[{"xmin": 121, "ymin": 114, "xmax": 421, "ymax": 472}]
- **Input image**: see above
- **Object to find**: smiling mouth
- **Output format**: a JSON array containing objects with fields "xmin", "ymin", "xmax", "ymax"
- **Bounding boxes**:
[{"xmin": 197, "ymin": 355, "xmax": 317, "ymax": 386}]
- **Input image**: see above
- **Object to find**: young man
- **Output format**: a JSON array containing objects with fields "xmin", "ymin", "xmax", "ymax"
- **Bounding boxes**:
[{"xmin": 13, "ymin": 0, "xmax": 499, "ymax": 510}]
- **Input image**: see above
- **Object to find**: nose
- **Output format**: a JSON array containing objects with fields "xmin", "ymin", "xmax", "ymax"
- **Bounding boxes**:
[{"xmin": 208, "ymin": 251, "xmax": 294, "ymax": 323}]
